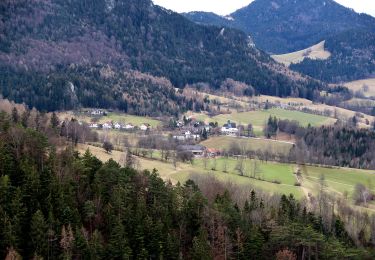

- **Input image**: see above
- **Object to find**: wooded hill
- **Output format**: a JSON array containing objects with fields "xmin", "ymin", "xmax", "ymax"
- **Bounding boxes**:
[
  {"xmin": 185, "ymin": 0, "xmax": 375, "ymax": 83},
  {"xmin": 0, "ymin": 0, "xmax": 323, "ymax": 113}
]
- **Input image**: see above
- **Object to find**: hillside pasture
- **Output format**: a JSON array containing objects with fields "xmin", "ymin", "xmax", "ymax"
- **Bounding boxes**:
[
  {"xmin": 272, "ymin": 41, "xmax": 331, "ymax": 66},
  {"xmin": 172, "ymin": 158, "xmax": 303, "ymax": 198},
  {"xmin": 58, "ymin": 111, "xmax": 161, "ymax": 127},
  {"xmin": 210, "ymin": 108, "xmax": 335, "ymax": 135},
  {"xmin": 344, "ymin": 78, "xmax": 375, "ymax": 98},
  {"xmin": 201, "ymin": 136, "xmax": 293, "ymax": 155},
  {"xmin": 301, "ymin": 166, "xmax": 375, "ymax": 197},
  {"xmin": 76, "ymin": 144, "xmax": 375, "ymax": 206}
]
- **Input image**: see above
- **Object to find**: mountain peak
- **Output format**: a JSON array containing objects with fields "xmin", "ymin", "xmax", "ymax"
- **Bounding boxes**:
[{"xmin": 185, "ymin": 0, "xmax": 375, "ymax": 53}]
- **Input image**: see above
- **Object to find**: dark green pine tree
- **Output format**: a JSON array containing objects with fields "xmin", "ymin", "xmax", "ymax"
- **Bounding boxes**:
[
  {"xmin": 11, "ymin": 107, "xmax": 19, "ymax": 124},
  {"xmin": 191, "ymin": 229, "xmax": 212, "ymax": 260},
  {"xmin": 50, "ymin": 112, "xmax": 59, "ymax": 129},
  {"xmin": 89, "ymin": 230, "xmax": 104, "ymax": 260},
  {"xmin": 241, "ymin": 229, "xmax": 265, "ymax": 260},
  {"xmin": 74, "ymin": 227, "xmax": 90, "ymax": 260},
  {"xmin": 107, "ymin": 220, "xmax": 132, "ymax": 259},
  {"xmin": 30, "ymin": 210, "xmax": 48, "ymax": 258},
  {"xmin": 201, "ymin": 128, "xmax": 208, "ymax": 140}
]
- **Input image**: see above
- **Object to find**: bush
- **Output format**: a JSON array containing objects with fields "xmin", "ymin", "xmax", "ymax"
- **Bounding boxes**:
[{"xmin": 103, "ymin": 141, "xmax": 114, "ymax": 153}]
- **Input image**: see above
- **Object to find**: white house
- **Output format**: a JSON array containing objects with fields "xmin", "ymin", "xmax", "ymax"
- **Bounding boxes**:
[
  {"xmin": 173, "ymin": 131, "xmax": 200, "ymax": 141},
  {"xmin": 113, "ymin": 123, "xmax": 121, "ymax": 129},
  {"xmin": 89, "ymin": 123, "xmax": 99, "ymax": 128},
  {"xmin": 102, "ymin": 122, "xmax": 113, "ymax": 130},
  {"xmin": 221, "ymin": 127, "xmax": 239, "ymax": 136},
  {"xmin": 91, "ymin": 109, "xmax": 104, "ymax": 116},
  {"xmin": 173, "ymin": 135, "xmax": 186, "ymax": 141},
  {"xmin": 140, "ymin": 123, "xmax": 150, "ymax": 131},
  {"xmin": 123, "ymin": 124, "xmax": 135, "ymax": 130}
]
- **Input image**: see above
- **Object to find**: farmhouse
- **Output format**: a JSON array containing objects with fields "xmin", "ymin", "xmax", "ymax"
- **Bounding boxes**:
[
  {"xmin": 221, "ymin": 121, "xmax": 238, "ymax": 136},
  {"xmin": 123, "ymin": 124, "xmax": 135, "ymax": 130},
  {"xmin": 140, "ymin": 123, "xmax": 151, "ymax": 131},
  {"xmin": 177, "ymin": 145, "xmax": 206, "ymax": 157},
  {"xmin": 102, "ymin": 122, "xmax": 113, "ymax": 129},
  {"xmin": 173, "ymin": 131, "xmax": 200, "ymax": 141},
  {"xmin": 206, "ymin": 148, "xmax": 221, "ymax": 157},
  {"xmin": 91, "ymin": 109, "xmax": 106, "ymax": 116},
  {"xmin": 113, "ymin": 122, "xmax": 121, "ymax": 129},
  {"xmin": 89, "ymin": 123, "xmax": 99, "ymax": 128}
]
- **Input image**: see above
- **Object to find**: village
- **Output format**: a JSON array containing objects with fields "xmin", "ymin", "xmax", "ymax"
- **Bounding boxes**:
[
  {"xmin": 59, "ymin": 108, "xmax": 258, "ymax": 160},
  {"xmin": 81, "ymin": 109, "xmax": 244, "ymax": 138}
]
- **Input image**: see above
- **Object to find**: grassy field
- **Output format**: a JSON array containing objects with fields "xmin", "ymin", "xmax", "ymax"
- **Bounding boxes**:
[
  {"xmin": 76, "ymin": 144, "xmax": 303, "ymax": 197},
  {"xmin": 171, "ymin": 158, "xmax": 303, "ymax": 198},
  {"xmin": 344, "ymin": 78, "xmax": 375, "ymax": 98},
  {"xmin": 59, "ymin": 111, "xmax": 161, "ymax": 127},
  {"xmin": 302, "ymin": 166, "xmax": 375, "ymax": 197},
  {"xmin": 208, "ymin": 108, "xmax": 335, "ymax": 135},
  {"xmin": 272, "ymin": 41, "xmax": 331, "ymax": 66},
  {"xmin": 76, "ymin": 144, "xmax": 375, "ymax": 205},
  {"xmin": 102, "ymin": 113, "xmax": 161, "ymax": 127},
  {"xmin": 252, "ymin": 95, "xmax": 313, "ymax": 106},
  {"xmin": 201, "ymin": 136, "xmax": 293, "ymax": 155}
]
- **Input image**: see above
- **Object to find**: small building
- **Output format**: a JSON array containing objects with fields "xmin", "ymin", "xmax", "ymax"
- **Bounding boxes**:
[
  {"xmin": 89, "ymin": 123, "xmax": 99, "ymax": 128},
  {"xmin": 123, "ymin": 124, "xmax": 135, "ymax": 130},
  {"xmin": 102, "ymin": 122, "xmax": 113, "ymax": 129},
  {"xmin": 173, "ymin": 135, "xmax": 186, "ymax": 141},
  {"xmin": 113, "ymin": 122, "xmax": 121, "ymax": 129},
  {"xmin": 140, "ymin": 123, "xmax": 151, "ymax": 131},
  {"xmin": 223, "ymin": 121, "xmax": 236, "ymax": 129},
  {"xmin": 221, "ymin": 120, "xmax": 238, "ymax": 136},
  {"xmin": 206, "ymin": 148, "xmax": 221, "ymax": 157},
  {"xmin": 91, "ymin": 109, "xmax": 105, "ymax": 116},
  {"xmin": 173, "ymin": 131, "xmax": 200, "ymax": 141},
  {"xmin": 177, "ymin": 145, "xmax": 206, "ymax": 157},
  {"xmin": 221, "ymin": 127, "xmax": 238, "ymax": 135}
]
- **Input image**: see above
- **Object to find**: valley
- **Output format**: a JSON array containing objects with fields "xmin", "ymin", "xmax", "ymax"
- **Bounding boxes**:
[
  {"xmin": 61, "ymin": 90, "xmax": 375, "ymax": 209},
  {"xmin": 1, "ymin": 0, "xmax": 375, "ymax": 258},
  {"xmin": 76, "ymin": 143, "xmax": 375, "ymax": 211}
]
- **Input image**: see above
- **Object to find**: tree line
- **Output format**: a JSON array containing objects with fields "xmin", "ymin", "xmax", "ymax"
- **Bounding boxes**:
[{"xmin": 264, "ymin": 116, "xmax": 375, "ymax": 170}]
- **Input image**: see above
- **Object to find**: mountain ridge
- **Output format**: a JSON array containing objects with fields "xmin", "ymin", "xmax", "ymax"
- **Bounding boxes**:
[
  {"xmin": 184, "ymin": 0, "xmax": 375, "ymax": 54},
  {"xmin": 0, "ymin": 0, "xmax": 323, "ymax": 112},
  {"xmin": 184, "ymin": 0, "xmax": 375, "ymax": 82}
]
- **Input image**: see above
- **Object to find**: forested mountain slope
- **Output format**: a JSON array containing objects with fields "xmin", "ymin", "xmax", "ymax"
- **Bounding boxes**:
[
  {"xmin": 290, "ymin": 30, "xmax": 375, "ymax": 83},
  {"xmin": 0, "ymin": 0, "xmax": 322, "ymax": 113},
  {"xmin": 184, "ymin": 0, "xmax": 375, "ymax": 54},
  {"xmin": 185, "ymin": 0, "xmax": 375, "ymax": 83}
]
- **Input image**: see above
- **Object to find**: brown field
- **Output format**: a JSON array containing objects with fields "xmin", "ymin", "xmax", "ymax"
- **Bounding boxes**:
[
  {"xmin": 272, "ymin": 41, "xmax": 331, "ymax": 66},
  {"xmin": 252, "ymin": 95, "xmax": 313, "ymax": 106},
  {"xmin": 200, "ymin": 136, "xmax": 294, "ymax": 155},
  {"xmin": 76, "ymin": 144, "xmax": 189, "ymax": 184},
  {"xmin": 344, "ymin": 78, "xmax": 375, "ymax": 97}
]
